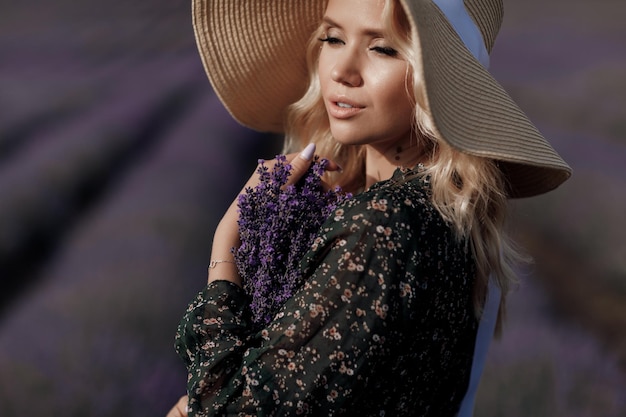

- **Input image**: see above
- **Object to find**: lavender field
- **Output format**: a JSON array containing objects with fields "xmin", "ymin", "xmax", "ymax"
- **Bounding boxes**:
[{"xmin": 1, "ymin": 1, "xmax": 625, "ymax": 416}]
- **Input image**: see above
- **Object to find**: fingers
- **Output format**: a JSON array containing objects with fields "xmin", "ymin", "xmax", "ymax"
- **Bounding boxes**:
[
  {"xmin": 251, "ymin": 143, "xmax": 341, "ymax": 191},
  {"xmin": 284, "ymin": 143, "xmax": 316, "ymax": 187},
  {"xmin": 166, "ymin": 395, "xmax": 188, "ymax": 417},
  {"xmin": 323, "ymin": 159, "xmax": 343, "ymax": 173}
]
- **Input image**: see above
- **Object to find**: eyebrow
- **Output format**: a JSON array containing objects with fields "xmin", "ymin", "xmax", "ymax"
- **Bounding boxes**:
[{"xmin": 321, "ymin": 16, "xmax": 386, "ymax": 38}]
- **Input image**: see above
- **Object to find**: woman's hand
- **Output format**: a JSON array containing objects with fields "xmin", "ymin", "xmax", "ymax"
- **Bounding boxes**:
[
  {"xmin": 208, "ymin": 143, "xmax": 340, "ymax": 286},
  {"xmin": 166, "ymin": 395, "xmax": 188, "ymax": 417}
]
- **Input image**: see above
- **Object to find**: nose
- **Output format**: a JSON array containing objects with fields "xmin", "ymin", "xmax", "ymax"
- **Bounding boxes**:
[{"xmin": 330, "ymin": 49, "xmax": 363, "ymax": 87}]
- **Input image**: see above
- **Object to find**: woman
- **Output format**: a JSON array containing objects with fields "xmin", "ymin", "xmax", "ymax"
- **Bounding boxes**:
[{"xmin": 169, "ymin": 0, "xmax": 571, "ymax": 415}]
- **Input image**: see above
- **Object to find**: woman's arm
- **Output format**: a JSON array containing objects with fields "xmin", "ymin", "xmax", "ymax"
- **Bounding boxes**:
[
  {"xmin": 176, "ymin": 182, "xmax": 476, "ymax": 416},
  {"xmin": 205, "ymin": 144, "xmax": 319, "ymax": 287}
]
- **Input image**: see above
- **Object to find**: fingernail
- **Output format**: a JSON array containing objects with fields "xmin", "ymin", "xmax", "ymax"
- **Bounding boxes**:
[{"xmin": 299, "ymin": 143, "xmax": 316, "ymax": 161}]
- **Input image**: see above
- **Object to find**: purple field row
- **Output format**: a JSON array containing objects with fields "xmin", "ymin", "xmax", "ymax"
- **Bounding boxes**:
[{"xmin": 1, "ymin": 0, "xmax": 625, "ymax": 415}]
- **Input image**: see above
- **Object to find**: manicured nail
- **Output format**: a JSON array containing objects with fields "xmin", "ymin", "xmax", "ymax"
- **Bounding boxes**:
[{"xmin": 299, "ymin": 143, "xmax": 316, "ymax": 161}]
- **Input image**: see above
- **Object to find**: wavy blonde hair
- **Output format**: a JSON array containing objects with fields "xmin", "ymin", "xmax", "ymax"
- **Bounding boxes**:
[{"xmin": 284, "ymin": 0, "xmax": 522, "ymax": 333}]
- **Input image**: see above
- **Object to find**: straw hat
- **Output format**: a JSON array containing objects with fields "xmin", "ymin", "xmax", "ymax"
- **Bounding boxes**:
[{"xmin": 192, "ymin": 0, "xmax": 572, "ymax": 198}]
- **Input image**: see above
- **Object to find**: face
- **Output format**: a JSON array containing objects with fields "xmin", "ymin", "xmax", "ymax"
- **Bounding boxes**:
[{"xmin": 318, "ymin": 0, "xmax": 414, "ymax": 151}]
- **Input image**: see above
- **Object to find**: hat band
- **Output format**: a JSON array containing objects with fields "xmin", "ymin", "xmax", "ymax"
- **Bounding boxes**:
[{"xmin": 432, "ymin": 0, "xmax": 490, "ymax": 67}]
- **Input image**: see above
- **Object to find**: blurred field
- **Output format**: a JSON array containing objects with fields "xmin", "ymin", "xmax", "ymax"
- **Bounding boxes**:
[
  {"xmin": 489, "ymin": 0, "xmax": 626, "ymax": 364},
  {"xmin": 1, "ymin": 0, "xmax": 625, "ymax": 416}
]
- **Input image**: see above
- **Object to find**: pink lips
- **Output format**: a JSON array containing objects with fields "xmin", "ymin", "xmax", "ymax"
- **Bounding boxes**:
[{"xmin": 327, "ymin": 96, "xmax": 364, "ymax": 119}]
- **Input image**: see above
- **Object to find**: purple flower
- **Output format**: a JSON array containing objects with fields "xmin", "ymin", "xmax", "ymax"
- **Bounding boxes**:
[{"xmin": 234, "ymin": 155, "xmax": 349, "ymax": 328}]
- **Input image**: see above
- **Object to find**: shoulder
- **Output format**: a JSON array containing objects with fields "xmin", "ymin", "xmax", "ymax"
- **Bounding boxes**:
[
  {"xmin": 331, "ymin": 170, "xmax": 446, "ymax": 238},
  {"xmin": 308, "ymin": 171, "xmax": 461, "ymax": 269}
]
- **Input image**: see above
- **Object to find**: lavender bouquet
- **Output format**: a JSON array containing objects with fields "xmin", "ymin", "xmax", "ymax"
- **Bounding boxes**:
[{"xmin": 234, "ymin": 155, "xmax": 348, "ymax": 328}]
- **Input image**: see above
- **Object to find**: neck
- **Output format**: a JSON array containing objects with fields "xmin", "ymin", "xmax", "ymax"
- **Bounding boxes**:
[{"xmin": 364, "ymin": 135, "xmax": 426, "ymax": 189}]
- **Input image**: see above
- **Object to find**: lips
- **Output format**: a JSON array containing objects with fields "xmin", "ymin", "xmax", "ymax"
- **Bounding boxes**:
[{"xmin": 327, "ymin": 95, "xmax": 364, "ymax": 119}]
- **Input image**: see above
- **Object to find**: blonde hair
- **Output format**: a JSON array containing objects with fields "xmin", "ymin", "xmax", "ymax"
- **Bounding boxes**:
[{"xmin": 284, "ymin": 0, "xmax": 522, "ymax": 333}]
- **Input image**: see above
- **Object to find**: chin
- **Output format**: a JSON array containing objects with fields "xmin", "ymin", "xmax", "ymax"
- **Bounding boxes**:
[{"xmin": 330, "ymin": 128, "xmax": 369, "ymax": 147}]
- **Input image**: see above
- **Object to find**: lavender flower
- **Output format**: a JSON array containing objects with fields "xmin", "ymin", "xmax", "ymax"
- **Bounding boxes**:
[{"xmin": 234, "ymin": 155, "xmax": 349, "ymax": 328}]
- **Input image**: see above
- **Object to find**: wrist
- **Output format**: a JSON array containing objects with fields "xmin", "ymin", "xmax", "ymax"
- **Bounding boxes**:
[
  {"xmin": 207, "ymin": 261, "xmax": 241, "ymax": 286},
  {"xmin": 208, "ymin": 238, "xmax": 241, "ymax": 286}
]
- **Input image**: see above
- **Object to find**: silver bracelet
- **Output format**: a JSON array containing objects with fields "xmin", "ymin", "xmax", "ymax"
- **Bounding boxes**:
[{"xmin": 208, "ymin": 259, "xmax": 236, "ymax": 269}]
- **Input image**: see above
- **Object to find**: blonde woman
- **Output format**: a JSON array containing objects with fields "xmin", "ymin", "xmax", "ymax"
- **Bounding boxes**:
[{"xmin": 169, "ymin": 0, "xmax": 571, "ymax": 415}]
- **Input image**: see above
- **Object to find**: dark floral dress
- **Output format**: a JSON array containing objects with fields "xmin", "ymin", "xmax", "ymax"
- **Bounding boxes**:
[{"xmin": 175, "ymin": 167, "xmax": 478, "ymax": 416}]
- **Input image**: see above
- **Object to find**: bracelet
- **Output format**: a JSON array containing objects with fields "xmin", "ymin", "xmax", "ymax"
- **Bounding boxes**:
[{"xmin": 208, "ymin": 259, "xmax": 236, "ymax": 269}]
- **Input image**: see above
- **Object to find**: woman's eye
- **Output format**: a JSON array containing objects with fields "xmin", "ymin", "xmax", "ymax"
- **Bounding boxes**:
[
  {"xmin": 319, "ymin": 36, "xmax": 344, "ymax": 46},
  {"xmin": 370, "ymin": 46, "xmax": 398, "ymax": 57}
]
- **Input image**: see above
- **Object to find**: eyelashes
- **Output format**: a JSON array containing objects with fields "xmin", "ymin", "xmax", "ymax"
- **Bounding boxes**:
[
  {"xmin": 318, "ymin": 37, "xmax": 399, "ymax": 58},
  {"xmin": 369, "ymin": 46, "xmax": 398, "ymax": 57},
  {"xmin": 318, "ymin": 36, "xmax": 342, "ymax": 45}
]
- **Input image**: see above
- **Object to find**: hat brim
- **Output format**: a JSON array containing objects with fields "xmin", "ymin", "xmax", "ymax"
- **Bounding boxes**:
[
  {"xmin": 192, "ymin": 1, "xmax": 324, "ymax": 133},
  {"xmin": 403, "ymin": 0, "xmax": 571, "ymax": 197},
  {"xmin": 192, "ymin": 0, "xmax": 571, "ymax": 198}
]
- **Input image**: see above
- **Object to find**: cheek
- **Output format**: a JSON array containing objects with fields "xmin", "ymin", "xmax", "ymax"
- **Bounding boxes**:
[
  {"xmin": 371, "ymin": 68, "xmax": 412, "ymax": 109},
  {"xmin": 373, "ymin": 81, "xmax": 414, "ymax": 134}
]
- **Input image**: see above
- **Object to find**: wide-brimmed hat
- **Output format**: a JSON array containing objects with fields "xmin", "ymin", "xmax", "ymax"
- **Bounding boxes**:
[{"xmin": 192, "ymin": 0, "xmax": 571, "ymax": 198}]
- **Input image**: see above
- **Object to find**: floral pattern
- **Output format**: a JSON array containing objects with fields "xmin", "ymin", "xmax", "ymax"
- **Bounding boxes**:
[{"xmin": 175, "ymin": 167, "xmax": 478, "ymax": 416}]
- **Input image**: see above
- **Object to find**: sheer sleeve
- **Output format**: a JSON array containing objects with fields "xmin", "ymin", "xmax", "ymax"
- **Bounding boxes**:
[{"xmin": 175, "ymin": 177, "xmax": 477, "ymax": 417}]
